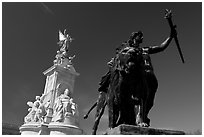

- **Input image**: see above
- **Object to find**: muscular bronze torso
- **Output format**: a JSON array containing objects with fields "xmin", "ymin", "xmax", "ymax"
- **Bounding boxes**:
[{"xmin": 141, "ymin": 48, "xmax": 154, "ymax": 73}]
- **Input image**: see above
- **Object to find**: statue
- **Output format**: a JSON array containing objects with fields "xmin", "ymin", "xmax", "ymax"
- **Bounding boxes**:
[
  {"xmin": 57, "ymin": 29, "xmax": 73, "ymax": 58},
  {"xmin": 20, "ymin": 28, "xmax": 83, "ymax": 135},
  {"xmin": 84, "ymin": 9, "xmax": 181, "ymax": 134},
  {"xmin": 52, "ymin": 88, "xmax": 78, "ymax": 123},
  {"xmin": 24, "ymin": 96, "xmax": 47, "ymax": 123},
  {"xmin": 54, "ymin": 29, "xmax": 75, "ymax": 67},
  {"xmin": 34, "ymin": 102, "xmax": 46, "ymax": 123}
]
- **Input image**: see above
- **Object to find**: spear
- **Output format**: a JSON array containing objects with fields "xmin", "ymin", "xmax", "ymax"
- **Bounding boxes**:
[{"xmin": 165, "ymin": 9, "xmax": 185, "ymax": 63}]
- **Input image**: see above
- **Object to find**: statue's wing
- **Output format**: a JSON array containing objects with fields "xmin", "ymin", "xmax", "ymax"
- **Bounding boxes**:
[
  {"xmin": 59, "ymin": 30, "xmax": 67, "ymax": 41},
  {"xmin": 27, "ymin": 101, "xmax": 33, "ymax": 107}
]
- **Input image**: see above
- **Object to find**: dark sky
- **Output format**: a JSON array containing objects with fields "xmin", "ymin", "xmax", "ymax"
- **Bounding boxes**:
[{"xmin": 2, "ymin": 2, "xmax": 201, "ymax": 134}]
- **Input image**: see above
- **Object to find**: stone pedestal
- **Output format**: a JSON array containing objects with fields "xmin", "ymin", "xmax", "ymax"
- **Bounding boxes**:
[
  {"xmin": 38, "ymin": 124, "xmax": 50, "ymax": 135},
  {"xmin": 20, "ymin": 123, "xmax": 84, "ymax": 135},
  {"xmin": 49, "ymin": 123, "xmax": 83, "ymax": 135},
  {"xmin": 104, "ymin": 124, "xmax": 185, "ymax": 135},
  {"xmin": 19, "ymin": 123, "xmax": 41, "ymax": 135}
]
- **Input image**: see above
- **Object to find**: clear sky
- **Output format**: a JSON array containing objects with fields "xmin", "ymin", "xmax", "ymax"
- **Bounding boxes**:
[{"xmin": 2, "ymin": 2, "xmax": 201, "ymax": 134}]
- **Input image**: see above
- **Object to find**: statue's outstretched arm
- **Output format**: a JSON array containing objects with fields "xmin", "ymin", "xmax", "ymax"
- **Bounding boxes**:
[
  {"xmin": 148, "ymin": 28, "xmax": 177, "ymax": 54},
  {"xmin": 149, "ymin": 37, "xmax": 172, "ymax": 54}
]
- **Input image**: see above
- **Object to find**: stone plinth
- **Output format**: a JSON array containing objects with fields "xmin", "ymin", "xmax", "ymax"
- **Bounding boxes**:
[
  {"xmin": 19, "ymin": 123, "xmax": 41, "ymax": 135},
  {"xmin": 20, "ymin": 123, "xmax": 84, "ymax": 135},
  {"xmin": 104, "ymin": 124, "xmax": 185, "ymax": 135},
  {"xmin": 49, "ymin": 123, "xmax": 83, "ymax": 135}
]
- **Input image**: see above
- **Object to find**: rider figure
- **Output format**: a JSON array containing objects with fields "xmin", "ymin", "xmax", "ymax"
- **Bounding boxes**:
[
  {"xmin": 97, "ymin": 28, "xmax": 177, "ymax": 127},
  {"xmin": 125, "ymin": 29, "xmax": 176, "ymax": 126},
  {"xmin": 86, "ymin": 28, "xmax": 177, "ymax": 134}
]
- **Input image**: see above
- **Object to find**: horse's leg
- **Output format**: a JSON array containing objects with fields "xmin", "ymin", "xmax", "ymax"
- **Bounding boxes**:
[
  {"xmin": 108, "ymin": 94, "xmax": 114, "ymax": 128},
  {"xmin": 108, "ymin": 95, "xmax": 120, "ymax": 128},
  {"xmin": 91, "ymin": 92, "xmax": 106, "ymax": 134},
  {"xmin": 113, "ymin": 103, "xmax": 121, "ymax": 127},
  {"xmin": 84, "ymin": 102, "xmax": 97, "ymax": 119},
  {"xmin": 92, "ymin": 102, "xmax": 107, "ymax": 135},
  {"xmin": 108, "ymin": 75, "xmax": 120, "ymax": 128},
  {"xmin": 84, "ymin": 91, "xmax": 106, "ymax": 119}
]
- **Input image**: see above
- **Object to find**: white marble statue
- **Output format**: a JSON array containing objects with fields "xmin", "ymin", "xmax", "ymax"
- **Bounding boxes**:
[
  {"xmin": 54, "ymin": 29, "xmax": 75, "ymax": 67},
  {"xmin": 52, "ymin": 89, "xmax": 73, "ymax": 122},
  {"xmin": 24, "ymin": 96, "xmax": 47, "ymax": 123},
  {"xmin": 57, "ymin": 29, "xmax": 73, "ymax": 57}
]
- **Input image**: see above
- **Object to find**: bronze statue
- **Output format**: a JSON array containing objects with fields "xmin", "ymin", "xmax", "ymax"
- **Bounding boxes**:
[{"xmin": 84, "ymin": 9, "xmax": 182, "ymax": 135}]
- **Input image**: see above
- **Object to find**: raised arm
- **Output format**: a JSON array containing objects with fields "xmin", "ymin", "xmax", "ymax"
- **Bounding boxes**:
[{"xmin": 147, "ymin": 28, "xmax": 176, "ymax": 54}]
